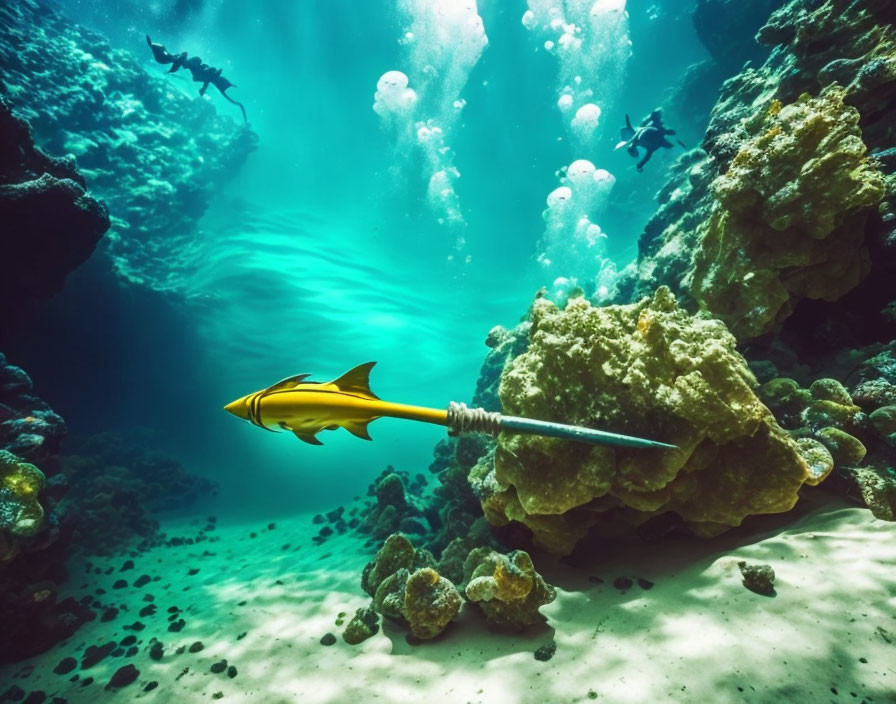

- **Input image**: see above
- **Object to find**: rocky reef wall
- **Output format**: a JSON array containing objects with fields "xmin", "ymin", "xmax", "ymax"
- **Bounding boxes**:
[
  {"xmin": 0, "ymin": 0, "xmax": 258, "ymax": 291},
  {"xmin": 625, "ymin": 0, "xmax": 896, "ymax": 349}
]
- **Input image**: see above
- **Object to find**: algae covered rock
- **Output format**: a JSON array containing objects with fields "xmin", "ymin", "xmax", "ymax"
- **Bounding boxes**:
[
  {"xmin": 361, "ymin": 533, "xmax": 415, "ymax": 597},
  {"xmin": 342, "ymin": 605, "xmax": 380, "ymax": 645},
  {"xmin": 687, "ymin": 86, "xmax": 886, "ymax": 339},
  {"xmin": 0, "ymin": 449, "xmax": 46, "ymax": 550},
  {"xmin": 846, "ymin": 466, "xmax": 896, "ymax": 522},
  {"xmin": 870, "ymin": 406, "xmax": 896, "ymax": 446},
  {"xmin": 463, "ymin": 548, "xmax": 556, "ymax": 629},
  {"xmin": 738, "ymin": 561, "xmax": 775, "ymax": 595},
  {"xmin": 403, "ymin": 568, "xmax": 462, "ymax": 640},
  {"xmin": 482, "ymin": 287, "xmax": 820, "ymax": 554},
  {"xmin": 363, "ymin": 533, "xmax": 462, "ymax": 639}
]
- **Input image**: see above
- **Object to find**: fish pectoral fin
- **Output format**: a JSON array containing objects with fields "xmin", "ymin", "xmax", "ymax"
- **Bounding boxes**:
[
  {"xmin": 293, "ymin": 430, "xmax": 323, "ymax": 445},
  {"xmin": 342, "ymin": 419, "xmax": 374, "ymax": 441},
  {"xmin": 328, "ymin": 361, "xmax": 380, "ymax": 400}
]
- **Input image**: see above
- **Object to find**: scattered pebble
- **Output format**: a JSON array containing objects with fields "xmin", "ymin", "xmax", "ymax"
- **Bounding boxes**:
[
  {"xmin": 226, "ymin": 665, "xmax": 237, "ymax": 679},
  {"xmin": 100, "ymin": 608, "xmax": 118, "ymax": 622},
  {"xmin": 188, "ymin": 641, "xmax": 204, "ymax": 653},
  {"xmin": 52, "ymin": 658, "xmax": 77, "ymax": 675},
  {"xmin": 119, "ymin": 560, "xmax": 134, "ymax": 572},
  {"xmin": 111, "ymin": 580, "xmax": 127, "ymax": 590},
  {"xmin": 319, "ymin": 633, "xmax": 337, "ymax": 646},
  {"xmin": 133, "ymin": 575, "xmax": 151, "ymax": 588},
  {"xmin": 81, "ymin": 643, "xmax": 115, "ymax": 669},
  {"xmin": 210, "ymin": 660, "xmax": 228, "ymax": 674},
  {"xmin": 187, "ymin": 568, "xmax": 199, "ymax": 576},
  {"xmin": 738, "ymin": 561, "xmax": 775, "ymax": 596},
  {"xmin": 143, "ymin": 682, "xmax": 158, "ymax": 692},
  {"xmin": 148, "ymin": 641, "xmax": 164, "ymax": 661},
  {"xmin": 534, "ymin": 641, "xmax": 556, "ymax": 662},
  {"xmin": 139, "ymin": 604, "xmax": 156, "ymax": 617},
  {"xmin": 168, "ymin": 618, "xmax": 186, "ymax": 632},
  {"xmin": 637, "ymin": 578, "xmax": 654, "ymax": 590},
  {"xmin": 612, "ymin": 577, "xmax": 633, "ymax": 591},
  {"xmin": 106, "ymin": 664, "xmax": 139, "ymax": 689}
]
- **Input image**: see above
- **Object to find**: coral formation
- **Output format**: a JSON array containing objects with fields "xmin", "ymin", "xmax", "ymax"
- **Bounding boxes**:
[
  {"xmin": 0, "ymin": 354, "xmax": 66, "ymax": 470},
  {"xmin": 0, "ymin": 355, "xmax": 90, "ymax": 665},
  {"xmin": 0, "ymin": 450, "xmax": 45, "ymax": 544},
  {"xmin": 462, "ymin": 548, "xmax": 556, "ymax": 629},
  {"xmin": 0, "ymin": 98, "xmax": 108, "ymax": 318},
  {"xmin": 59, "ymin": 431, "xmax": 218, "ymax": 555},
  {"xmin": 0, "ymin": 0, "xmax": 257, "ymax": 290},
  {"xmin": 361, "ymin": 534, "xmax": 461, "ymax": 640},
  {"xmin": 627, "ymin": 0, "xmax": 896, "ymax": 346},
  {"xmin": 477, "ymin": 287, "xmax": 825, "ymax": 554},
  {"xmin": 847, "ymin": 466, "xmax": 896, "ymax": 521},
  {"xmin": 402, "ymin": 568, "xmax": 462, "ymax": 640},
  {"xmin": 687, "ymin": 86, "xmax": 885, "ymax": 339}
]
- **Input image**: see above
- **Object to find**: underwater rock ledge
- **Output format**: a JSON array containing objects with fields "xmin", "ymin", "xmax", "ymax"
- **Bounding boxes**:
[{"xmin": 0, "ymin": 97, "xmax": 109, "ymax": 320}]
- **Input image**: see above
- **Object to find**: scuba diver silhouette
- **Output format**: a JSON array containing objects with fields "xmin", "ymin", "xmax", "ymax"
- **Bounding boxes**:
[
  {"xmin": 146, "ymin": 35, "xmax": 247, "ymax": 123},
  {"xmin": 616, "ymin": 109, "xmax": 685, "ymax": 171}
]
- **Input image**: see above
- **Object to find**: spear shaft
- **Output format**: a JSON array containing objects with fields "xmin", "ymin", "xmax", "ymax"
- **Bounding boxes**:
[{"xmin": 443, "ymin": 402, "xmax": 677, "ymax": 450}]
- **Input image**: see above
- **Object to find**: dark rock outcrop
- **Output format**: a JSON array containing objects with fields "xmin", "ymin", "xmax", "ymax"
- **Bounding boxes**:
[{"xmin": 0, "ymin": 98, "xmax": 109, "ymax": 319}]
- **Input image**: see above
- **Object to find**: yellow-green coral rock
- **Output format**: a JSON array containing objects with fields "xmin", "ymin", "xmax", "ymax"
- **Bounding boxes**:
[
  {"xmin": 361, "ymin": 533, "xmax": 414, "ymax": 597},
  {"xmin": 0, "ymin": 449, "xmax": 46, "ymax": 541},
  {"xmin": 870, "ymin": 405, "xmax": 896, "ymax": 445},
  {"xmin": 402, "ymin": 568, "xmax": 462, "ymax": 640},
  {"xmin": 809, "ymin": 378, "xmax": 854, "ymax": 406},
  {"xmin": 463, "ymin": 548, "xmax": 556, "ymax": 629},
  {"xmin": 486, "ymin": 288, "xmax": 819, "ymax": 554},
  {"xmin": 849, "ymin": 466, "xmax": 896, "ymax": 522},
  {"xmin": 687, "ymin": 85, "xmax": 886, "ymax": 339},
  {"xmin": 815, "ymin": 427, "xmax": 867, "ymax": 467},
  {"xmin": 373, "ymin": 568, "xmax": 409, "ymax": 620},
  {"xmin": 794, "ymin": 437, "xmax": 835, "ymax": 485}
]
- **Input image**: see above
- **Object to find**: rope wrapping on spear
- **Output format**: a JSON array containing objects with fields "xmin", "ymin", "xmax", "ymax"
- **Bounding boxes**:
[{"xmin": 446, "ymin": 401, "xmax": 501, "ymax": 436}]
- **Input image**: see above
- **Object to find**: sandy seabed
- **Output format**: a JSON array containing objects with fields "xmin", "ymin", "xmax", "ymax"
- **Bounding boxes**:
[{"xmin": 1, "ymin": 493, "xmax": 895, "ymax": 704}]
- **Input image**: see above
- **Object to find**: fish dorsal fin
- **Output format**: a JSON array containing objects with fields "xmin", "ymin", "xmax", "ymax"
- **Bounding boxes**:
[
  {"xmin": 326, "ymin": 362, "xmax": 379, "ymax": 400},
  {"xmin": 293, "ymin": 429, "xmax": 323, "ymax": 445},
  {"xmin": 264, "ymin": 373, "xmax": 311, "ymax": 394},
  {"xmin": 342, "ymin": 419, "xmax": 374, "ymax": 441}
]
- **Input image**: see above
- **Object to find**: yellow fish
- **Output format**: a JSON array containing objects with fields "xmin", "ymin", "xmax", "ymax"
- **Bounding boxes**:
[{"xmin": 223, "ymin": 361, "xmax": 446, "ymax": 445}]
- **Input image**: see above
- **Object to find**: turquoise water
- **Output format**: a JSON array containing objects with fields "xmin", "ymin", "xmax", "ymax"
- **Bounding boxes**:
[{"xmin": 45, "ymin": 0, "xmax": 709, "ymax": 513}]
